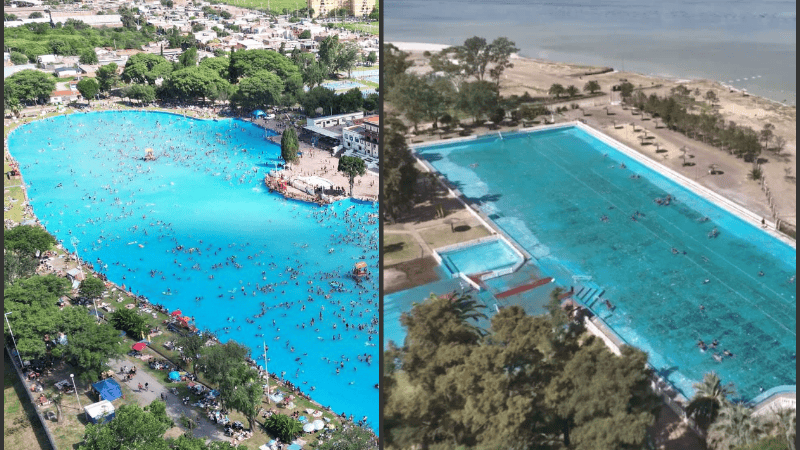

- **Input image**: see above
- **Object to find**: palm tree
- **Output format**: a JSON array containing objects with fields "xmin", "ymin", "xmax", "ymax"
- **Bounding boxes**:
[
  {"xmin": 548, "ymin": 83, "xmax": 565, "ymax": 99},
  {"xmin": 707, "ymin": 403, "xmax": 765, "ymax": 450},
  {"xmin": 584, "ymin": 80, "xmax": 601, "ymax": 94},
  {"xmin": 565, "ymin": 85, "xmax": 579, "ymax": 98},
  {"xmin": 686, "ymin": 372, "xmax": 735, "ymax": 431},
  {"xmin": 444, "ymin": 291, "xmax": 488, "ymax": 336},
  {"xmin": 765, "ymin": 408, "xmax": 796, "ymax": 450}
]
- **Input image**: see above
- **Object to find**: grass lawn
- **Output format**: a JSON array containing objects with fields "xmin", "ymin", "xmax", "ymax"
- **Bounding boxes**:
[
  {"xmin": 4, "ymin": 357, "xmax": 49, "ymax": 450},
  {"xmin": 337, "ymin": 21, "xmax": 378, "ymax": 35},
  {"xmin": 418, "ymin": 223, "xmax": 491, "ymax": 250},
  {"xmin": 383, "ymin": 233, "xmax": 421, "ymax": 266},
  {"xmin": 4, "ymin": 185, "xmax": 26, "ymax": 223}
]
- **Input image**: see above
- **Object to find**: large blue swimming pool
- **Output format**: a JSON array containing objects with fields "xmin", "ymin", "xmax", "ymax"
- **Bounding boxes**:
[
  {"xmin": 416, "ymin": 126, "xmax": 796, "ymax": 402},
  {"xmin": 9, "ymin": 111, "xmax": 379, "ymax": 428}
]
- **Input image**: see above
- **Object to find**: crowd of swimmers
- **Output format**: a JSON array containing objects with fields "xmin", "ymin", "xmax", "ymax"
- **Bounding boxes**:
[{"xmin": 20, "ymin": 113, "xmax": 379, "ymax": 415}]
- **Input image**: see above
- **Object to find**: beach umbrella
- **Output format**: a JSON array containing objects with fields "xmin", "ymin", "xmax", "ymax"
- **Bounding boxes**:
[
  {"xmin": 302, "ymin": 423, "xmax": 315, "ymax": 433},
  {"xmin": 168, "ymin": 371, "xmax": 181, "ymax": 381},
  {"xmin": 132, "ymin": 342, "xmax": 147, "ymax": 351},
  {"xmin": 313, "ymin": 419, "xmax": 324, "ymax": 431},
  {"xmin": 171, "ymin": 309, "xmax": 182, "ymax": 316}
]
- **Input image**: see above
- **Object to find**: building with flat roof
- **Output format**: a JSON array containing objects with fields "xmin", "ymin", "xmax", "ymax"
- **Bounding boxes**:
[
  {"xmin": 306, "ymin": 111, "xmax": 364, "ymax": 128},
  {"xmin": 341, "ymin": 114, "xmax": 377, "ymax": 158},
  {"xmin": 307, "ymin": 0, "xmax": 375, "ymax": 18}
]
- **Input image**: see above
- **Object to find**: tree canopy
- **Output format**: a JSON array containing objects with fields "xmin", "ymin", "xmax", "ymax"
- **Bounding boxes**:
[
  {"xmin": 4, "ymin": 225, "xmax": 56, "ymax": 257},
  {"xmin": 280, "ymin": 128, "xmax": 299, "ymax": 165},
  {"xmin": 231, "ymin": 70, "xmax": 283, "ymax": 110},
  {"xmin": 79, "ymin": 402, "xmax": 171, "ymax": 450},
  {"xmin": 4, "ymin": 70, "xmax": 56, "ymax": 105},
  {"xmin": 337, "ymin": 155, "xmax": 367, "ymax": 197},
  {"xmin": 76, "ymin": 77, "xmax": 100, "ymax": 105},
  {"xmin": 385, "ymin": 291, "xmax": 659, "ymax": 450}
]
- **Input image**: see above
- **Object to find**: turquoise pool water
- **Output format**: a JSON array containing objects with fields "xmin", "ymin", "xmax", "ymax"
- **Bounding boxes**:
[
  {"xmin": 416, "ymin": 126, "xmax": 796, "ymax": 402},
  {"xmin": 9, "ymin": 111, "xmax": 379, "ymax": 428},
  {"xmin": 439, "ymin": 238, "xmax": 521, "ymax": 276}
]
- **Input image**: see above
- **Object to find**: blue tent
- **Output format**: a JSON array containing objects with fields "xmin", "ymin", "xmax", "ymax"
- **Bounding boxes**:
[
  {"xmin": 168, "ymin": 371, "xmax": 181, "ymax": 381},
  {"xmin": 252, "ymin": 110, "xmax": 266, "ymax": 117},
  {"xmin": 92, "ymin": 379, "xmax": 123, "ymax": 402}
]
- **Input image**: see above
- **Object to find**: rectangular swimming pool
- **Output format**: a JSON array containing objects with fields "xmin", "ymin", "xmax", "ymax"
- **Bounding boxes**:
[
  {"xmin": 415, "ymin": 124, "xmax": 796, "ymax": 402},
  {"xmin": 438, "ymin": 237, "xmax": 523, "ymax": 277}
]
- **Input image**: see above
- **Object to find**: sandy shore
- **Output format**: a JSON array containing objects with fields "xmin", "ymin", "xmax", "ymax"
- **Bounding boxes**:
[{"xmin": 390, "ymin": 42, "xmax": 796, "ymax": 229}]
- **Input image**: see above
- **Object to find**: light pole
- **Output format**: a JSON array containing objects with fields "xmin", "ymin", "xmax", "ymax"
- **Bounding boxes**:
[
  {"xmin": 4, "ymin": 312, "xmax": 24, "ymax": 367},
  {"xmin": 70, "ymin": 374, "xmax": 84, "ymax": 418}
]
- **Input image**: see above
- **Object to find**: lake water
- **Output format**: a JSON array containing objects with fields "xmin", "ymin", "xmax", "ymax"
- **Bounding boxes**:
[
  {"xmin": 8, "ymin": 111, "xmax": 379, "ymax": 429},
  {"xmin": 385, "ymin": 0, "xmax": 796, "ymax": 105}
]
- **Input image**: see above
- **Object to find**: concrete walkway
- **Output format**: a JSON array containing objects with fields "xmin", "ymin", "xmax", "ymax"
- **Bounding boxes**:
[{"xmin": 109, "ymin": 356, "xmax": 228, "ymax": 442}]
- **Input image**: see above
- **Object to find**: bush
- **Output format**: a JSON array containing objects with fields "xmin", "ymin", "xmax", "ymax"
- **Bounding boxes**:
[{"xmin": 264, "ymin": 414, "xmax": 302, "ymax": 442}]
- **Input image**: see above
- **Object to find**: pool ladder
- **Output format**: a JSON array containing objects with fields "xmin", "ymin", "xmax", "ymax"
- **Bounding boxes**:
[{"xmin": 574, "ymin": 286, "xmax": 605, "ymax": 310}]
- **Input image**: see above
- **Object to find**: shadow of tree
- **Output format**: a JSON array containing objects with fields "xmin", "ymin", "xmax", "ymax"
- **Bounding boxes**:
[{"xmin": 383, "ymin": 242, "xmax": 405, "ymax": 253}]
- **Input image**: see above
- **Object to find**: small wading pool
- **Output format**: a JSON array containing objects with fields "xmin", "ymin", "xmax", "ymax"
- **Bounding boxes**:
[{"xmin": 438, "ymin": 237, "xmax": 523, "ymax": 277}]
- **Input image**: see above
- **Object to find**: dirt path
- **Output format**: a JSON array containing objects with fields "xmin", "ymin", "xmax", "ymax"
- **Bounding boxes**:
[{"xmin": 109, "ymin": 356, "xmax": 228, "ymax": 442}]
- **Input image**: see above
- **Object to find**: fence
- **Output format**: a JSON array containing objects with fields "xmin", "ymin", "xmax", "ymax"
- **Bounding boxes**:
[{"xmin": 5, "ymin": 346, "xmax": 59, "ymax": 450}]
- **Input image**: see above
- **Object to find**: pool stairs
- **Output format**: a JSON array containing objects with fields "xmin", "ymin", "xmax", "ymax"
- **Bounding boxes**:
[{"xmin": 573, "ymin": 285, "xmax": 606, "ymax": 310}]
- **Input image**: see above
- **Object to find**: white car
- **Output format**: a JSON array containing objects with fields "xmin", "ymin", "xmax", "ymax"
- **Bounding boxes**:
[{"xmin": 265, "ymin": 113, "xmax": 275, "ymax": 119}]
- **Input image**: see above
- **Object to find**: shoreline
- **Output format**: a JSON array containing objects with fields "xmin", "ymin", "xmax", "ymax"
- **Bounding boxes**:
[
  {"xmin": 389, "ymin": 41, "xmax": 797, "ymax": 107},
  {"xmin": 4, "ymin": 105, "xmax": 379, "ymax": 439}
]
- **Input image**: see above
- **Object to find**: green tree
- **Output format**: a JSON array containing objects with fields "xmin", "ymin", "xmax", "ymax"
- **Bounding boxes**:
[
  {"xmin": 708, "ymin": 403, "xmax": 765, "ymax": 450},
  {"xmin": 619, "ymin": 81, "xmax": 636, "ymax": 100},
  {"xmin": 76, "ymin": 78, "xmax": 100, "ymax": 105},
  {"xmin": 163, "ymin": 66, "xmax": 230, "ymax": 104},
  {"xmin": 264, "ymin": 414, "xmax": 302, "ymax": 443},
  {"xmin": 760, "ymin": 123, "xmax": 775, "ymax": 151},
  {"xmin": 565, "ymin": 85, "xmax": 580, "ymax": 98},
  {"xmin": 455, "ymin": 36, "xmax": 490, "ymax": 81},
  {"xmin": 337, "ymin": 155, "xmax": 367, "ymax": 197},
  {"xmin": 110, "ymin": 308, "xmax": 149, "ymax": 340},
  {"xmin": 220, "ymin": 365, "xmax": 262, "ymax": 431},
  {"xmin": 125, "ymin": 83, "xmax": 157, "ymax": 105},
  {"xmin": 10, "ymin": 51, "xmax": 29, "ymax": 65},
  {"xmin": 299, "ymin": 29, "xmax": 311, "ymax": 39},
  {"xmin": 122, "ymin": 53, "xmax": 172, "ymax": 85},
  {"xmin": 544, "ymin": 341, "xmax": 659, "ymax": 449},
  {"xmin": 316, "ymin": 425, "xmax": 376, "ymax": 450},
  {"xmin": 366, "ymin": 51, "xmax": 377, "ymax": 66},
  {"xmin": 487, "ymin": 36, "xmax": 519, "ymax": 86},
  {"xmin": 4, "ymin": 275, "xmax": 70, "ymax": 360},
  {"xmin": 549, "ymin": 83, "xmax": 565, "ymax": 98},
  {"xmin": 318, "ymin": 35, "xmax": 342, "ymax": 75},
  {"xmin": 4, "ymin": 225, "xmax": 56, "ymax": 257},
  {"xmin": 705, "ymin": 89, "xmax": 719, "ymax": 105},
  {"xmin": 79, "ymin": 49, "xmax": 99, "ymax": 65},
  {"xmin": 194, "ymin": 340, "xmax": 250, "ymax": 387},
  {"xmin": 178, "ymin": 47, "xmax": 198, "ymax": 68},
  {"xmin": 584, "ymin": 80, "xmax": 601, "ymax": 94},
  {"xmin": 280, "ymin": 128, "xmax": 299, "ymax": 167},
  {"xmin": 337, "ymin": 87, "xmax": 364, "ymax": 114},
  {"xmin": 175, "ymin": 330, "xmax": 207, "ymax": 375},
  {"xmin": 301, "ymin": 62, "xmax": 326, "ymax": 89},
  {"xmin": 4, "ymin": 69, "xmax": 56, "ymax": 105},
  {"xmin": 686, "ymin": 372, "xmax": 735, "ymax": 431},
  {"xmin": 231, "ymin": 71, "xmax": 283, "ymax": 110},
  {"xmin": 79, "ymin": 403, "xmax": 171, "ymax": 450},
  {"xmin": 95, "ymin": 63, "xmax": 119, "ymax": 92},
  {"xmin": 382, "ymin": 117, "xmax": 418, "ymax": 221},
  {"xmin": 79, "ymin": 276, "xmax": 105, "ymax": 301},
  {"xmin": 199, "ymin": 56, "xmax": 230, "ymax": 80},
  {"xmin": 334, "ymin": 42, "xmax": 359, "ymax": 78},
  {"xmin": 59, "ymin": 307, "xmax": 123, "ymax": 382},
  {"xmin": 4, "ymin": 252, "xmax": 39, "ymax": 284},
  {"xmin": 29, "ymin": 12, "xmax": 44, "ymax": 18},
  {"xmin": 383, "ymin": 43, "xmax": 413, "ymax": 90},
  {"xmin": 456, "ymin": 80, "xmax": 499, "ymax": 123},
  {"xmin": 5, "ymin": 13, "xmax": 19, "ymax": 21},
  {"xmin": 228, "ymin": 49, "xmax": 302, "ymax": 96}
]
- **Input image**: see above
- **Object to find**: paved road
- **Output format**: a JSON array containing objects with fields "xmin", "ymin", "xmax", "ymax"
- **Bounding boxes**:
[{"xmin": 109, "ymin": 356, "xmax": 228, "ymax": 441}]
